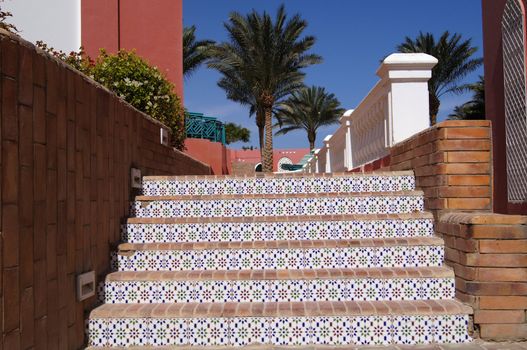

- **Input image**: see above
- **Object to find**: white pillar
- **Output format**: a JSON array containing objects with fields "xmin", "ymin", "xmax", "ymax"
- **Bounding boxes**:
[
  {"xmin": 376, "ymin": 53, "xmax": 438, "ymax": 145},
  {"xmin": 314, "ymin": 149, "xmax": 320, "ymax": 173},
  {"xmin": 341, "ymin": 109, "xmax": 354, "ymax": 170},
  {"xmin": 324, "ymin": 135, "xmax": 332, "ymax": 173}
]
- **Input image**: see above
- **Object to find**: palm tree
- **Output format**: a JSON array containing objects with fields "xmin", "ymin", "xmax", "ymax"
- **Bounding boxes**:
[
  {"xmin": 183, "ymin": 25, "xmax": 215, "ymax": 78},
  {"xmin": 449, "ymin": 76, "xmax": 485, "ymax": 120},
  {"xmin": 275, "ymin": 86, "xmax": 345, "ymax": 150},
  {"xmin": 396, "ymin": 31, "xmax": 483, "ymax": 125},
  {"xmin": 208, "ymin": 5, "xmax": 322, "ymax": 172}
]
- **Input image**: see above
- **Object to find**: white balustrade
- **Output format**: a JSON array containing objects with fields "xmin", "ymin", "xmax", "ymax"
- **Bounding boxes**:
[{"xmin": 308, "ymin": 53, "xmax": 437, "ymax": 173}]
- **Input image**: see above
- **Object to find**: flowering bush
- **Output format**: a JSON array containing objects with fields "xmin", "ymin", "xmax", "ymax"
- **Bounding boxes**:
[
  {"xmin": 36, "ymin": 41, "xmax": 94, "ymax": 73},
  {"xmin": 36, "ymin": 43, "xmax": 185, "ymax": 150},
  {"xmin": 91, "ymin": 50, "xmax": 185, "ymax": 149}
]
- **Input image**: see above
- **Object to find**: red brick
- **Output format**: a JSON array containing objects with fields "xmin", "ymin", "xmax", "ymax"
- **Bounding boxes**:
[
  {"xmin": 474, "ymin": 310, "xmax": 525, "ymax": 324},
  {"xmin": 479, "ymin": 239, "xmax": 527, "ymax": 253},
  {"xmin": 20, "ymin": 287, "xmax": 35, "ymax": 349},
  {"xmin": 47, "ymin": 169, "xmax": 58, "ymax": 224},
  {"xmin": 470, "ymin": 225, "xmax": 527, "ymax": 239},
  {"xmin": 448, "ymin": 175, "xmax": 491, "ymax": 186},
  {"xmin": 1, "ymin": 36, "xmax": 18, "ymax": 77},
  {"xmin": 3, "ymin": 330, "xmax": 20, "ymax": 350},
  {"xmin": 45, "ymin": 59, "xmax": 58, "ymax": 114},
  {"xmin": 438, "ymin": 186, "xmax": 490, "ymax": 198},
  {"xmin": 466, "ymin": 253, "xmax": 527, "ymax": 267},
  {"xmin": 47, "ymin": 279, "xmax": 59, "ymax": 349},
  {"xmin": 2, "ymin": 141, "xmax": 18, "ymax": 205},
  {"xmin": 33, "ymin": 86, "xmax": 46, "ymax": 144},
  {"xmin": 33, "ymin": 144, "xmax": 47, "ymax": 201},
  {"xmin": 477, "ymin": 268, "xmax": 527, "ymax": 282},
  {"xmin": 19, "ymin": 105, "xmax": 34, "ymax": 167},
  {"xmin": 34, "ymin": 316, "xmax": 47, "ymax": 350},
  {"xmin": 58, "ymin": 307, "xmax": 68, "ymax": 350},
  {"xmin": 464, "ymin": 281, "xmax": 527, "ymax": 295},
  {"xmin": 438, "ymin": 120, "xmax": 491, "ymax": 128},
  {"xmin": 480, "ymin": 324, "xmax": 527, "ymax": 339},
  {"xmin": 46, "ymin": 114, "xmax": 57, "ymax": 169},
  {"xmin": 447, "ymin": 197, "xmax": 491, "ymax": 210},
  {"xmin": 57, "ymin": 149, "xmax": 67, "ymax": 201},
  {"xmin": 33, "ymin": 260, "xmax": 47, "ymax": 319},
  {"xmin": 19, "ymin": 226, "xmax": 34, "ymax": 289},
  {"xmin": 57, "ymin": 98, "xmax": 67, "ymax": 149},
  {"xmin": 479, "ymin": 296, "xmax": 527, "ymax": 309},
  {"xmin": 443, "ymin": 127, "xmax": 491, "ymax": 139},
  {"xmin": 18, "ymin": 44, "xmax": 33, "ymax": 106},
  {"xmin": 3, "ymin": 204, "xmax": 19, "ymax": 268},
  {"xmin": 447, "ymin": 151, "xmax": 491, "ymax": 163},
  {"xmin": 435, "ymin": 139, "xmax": 491, "ymax": 152},
  {"xmin": 19, "ymin": 166, "xmax": 33, "ymax": 227},
  {"xmin": 2, "ymin": 77, "xmax": 18, "ymax": 141},
  {"xmin": 4, "ymin": 267, "xmax": 20, "ymax": 332}
]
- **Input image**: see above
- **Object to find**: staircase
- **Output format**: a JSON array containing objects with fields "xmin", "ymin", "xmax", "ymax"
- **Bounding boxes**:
[{"xmin": 88, "ymin": 171, "xmax": 472, "ymax": 347}]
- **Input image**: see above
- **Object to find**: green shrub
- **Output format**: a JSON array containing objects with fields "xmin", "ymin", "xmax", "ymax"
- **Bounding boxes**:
[
  {"xmin": 91, "ymin": 50, "xmax": 185, "ymax": 149},
  {"xmin": 36, "ymin": 43, "xmax": 185, "ymax": 150},
  {"xmin": 36, "ymin": 41, "xmax": 94, "ymax": 73}
]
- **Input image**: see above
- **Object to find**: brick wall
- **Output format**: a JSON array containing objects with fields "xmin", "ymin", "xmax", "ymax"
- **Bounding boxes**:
[
  {"xmin": 389, "ymin": 120, "xmax": 527, "ymax": 340},
  {"xmin": 390, "ymin": 120, "xmax": 493, "ymax": 219},
  {"xmin": 437, "ymin": 213, "xmax": 527, "ymax": 340},
  {"xmin": 0, "ymin": 30, "xmax": 211, "ymax": 349}
]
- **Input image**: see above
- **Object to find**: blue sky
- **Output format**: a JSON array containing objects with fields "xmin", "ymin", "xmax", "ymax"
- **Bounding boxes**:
[{"xmin": 184, "ymin": 0, "xmax": 484, "ymax": 149}]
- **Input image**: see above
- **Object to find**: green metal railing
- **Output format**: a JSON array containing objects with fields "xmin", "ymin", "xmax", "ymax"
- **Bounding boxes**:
[{"xmin": 185, "ymin": 112, "xmax": 226, "ymax": 144}]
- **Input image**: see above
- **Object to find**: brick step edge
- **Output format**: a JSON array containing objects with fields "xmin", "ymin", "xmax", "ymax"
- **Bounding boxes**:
[
  {"xmin": 90, "ymin": 299, "xmax": 472, "ymax": 319},
  {"xmin": 142, "ymin": 170, "xmax": 415, "ymax": 181},
  {"xmin": 134, "ymin": 190, "xmax": 424, "ymax": 201},
  {"xmin": 117, "ymin": 236, "xmax": 444, "ymax": 253},
  {"xmin": 105, "ymin": 266, "xmax": 454, "ymax": 282},
  {"xmin": 125, "ymin": 211, "xmax": 434, "ymax": 224}
]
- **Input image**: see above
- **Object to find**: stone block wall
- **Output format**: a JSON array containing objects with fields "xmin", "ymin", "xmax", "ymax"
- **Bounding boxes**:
[
  {"xmin": 0, "ymin": 30, "xmax": 211, "ymax": 349},
  {"xmin": 390, "ymin": 120, "xmax": 493, "ymax": 219},
  {"xmin": 437, "ymin": 213, "xmax": 527, "ymax": 340}
]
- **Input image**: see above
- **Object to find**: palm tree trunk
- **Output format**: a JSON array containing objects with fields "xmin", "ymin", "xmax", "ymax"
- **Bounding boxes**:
[
  {"xmin": 308, "ymin": 131, "xmax": 316, "ymax": 151},
  {"xmin": 429, "ymin": 92, "xmax": 440, "ymax": 126},
  {"xmin": 256, "ymin": 111, "xmax": 265, "ymax": 156},
  {"xmin": 262, "ymin": 106, "xmax": 274, "ymax": 172}
]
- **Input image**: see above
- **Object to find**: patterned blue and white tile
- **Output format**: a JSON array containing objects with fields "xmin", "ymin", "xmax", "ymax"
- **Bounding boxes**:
[
  {"xmin": 101, "ymin": 277, "xmax": 455, "ymax": 304},
  {"xmin": 122, "ymin": 217, "xmax": 434, "ymax": 243},
  {"xmin": 141, "ymin": 174, "xmax": 416, "ymax": 197},
  {"xmin": 115, "ymin": 245, "xmax": 444, "ymax": 272},
  {"xmin": 130, "ymin": 195, "xmax": 424, "ymax": 218},
  {"xmin": 88, "ymin": 314, "xmax": 470, "ymax": 347}
]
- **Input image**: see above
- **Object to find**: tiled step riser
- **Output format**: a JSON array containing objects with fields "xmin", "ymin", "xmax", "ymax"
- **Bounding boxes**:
[
  {"xmin": 123, "ymin": 218, "xmax": 434, "ymax": 244},
  {"xmin": 115, "ymin": 246, "xmax": 444, "ymax": 271},
  {"xmin": 142, "ymin": 175, "xmax": 416, "ymax": 196},
  {"xmin": 131, "ymin": 196, "xmax": 424, "ymax": 218},
  {"xmin": 102, "ymin": 277, "xmax": 455, "ymax": 303},
  {"xmin": 88, "ymin": 314, "xmax": 470, "ymax": 347}
]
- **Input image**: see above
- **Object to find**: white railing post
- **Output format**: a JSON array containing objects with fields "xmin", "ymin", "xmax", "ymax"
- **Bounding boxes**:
[
  {"xmin": 314, "ymin": 149, "xmax": 320, "ymax": 173},
  {"xmin": 377, "ymin": 53, "xmax": 438, "ymax": 144},
  {"xmin": 341, "ymin": 109, "xmax": 354, "ymax": 170},
  {"xmin": 324, "ymin": 135, "xmax": 332, "ymax": 173},
  {"xmin": 316, "ymin": 53, "xmax": 437, "ymax": 171}
]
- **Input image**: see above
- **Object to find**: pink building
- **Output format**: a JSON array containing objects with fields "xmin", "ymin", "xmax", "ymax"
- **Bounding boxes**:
[{"xmin": 230, "ymin": 148, "xmax": 311, "ymax": 173}]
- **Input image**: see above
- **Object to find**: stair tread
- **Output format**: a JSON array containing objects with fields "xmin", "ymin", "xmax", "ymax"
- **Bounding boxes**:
[
  {"xmin": 126, "ymin": 211, "xmax": 433, "ymax": 224},
  {"xmin": 135, "ymin": 190, "xmax": 423, "ymax": 201},
  {"xmin": 106, "ymin": 266, "xmax": 454, "ymax": 282},
  {"xmin": 143, "ymin": 170, "xmax": 415, "ymax": 181},
  {"xmin": 90, "ymin": 299, "xmax": 472, "ymax": 319},
  {"xmin": 118, "ymin": 236, "xmax": 443, "ymax": 252}
]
